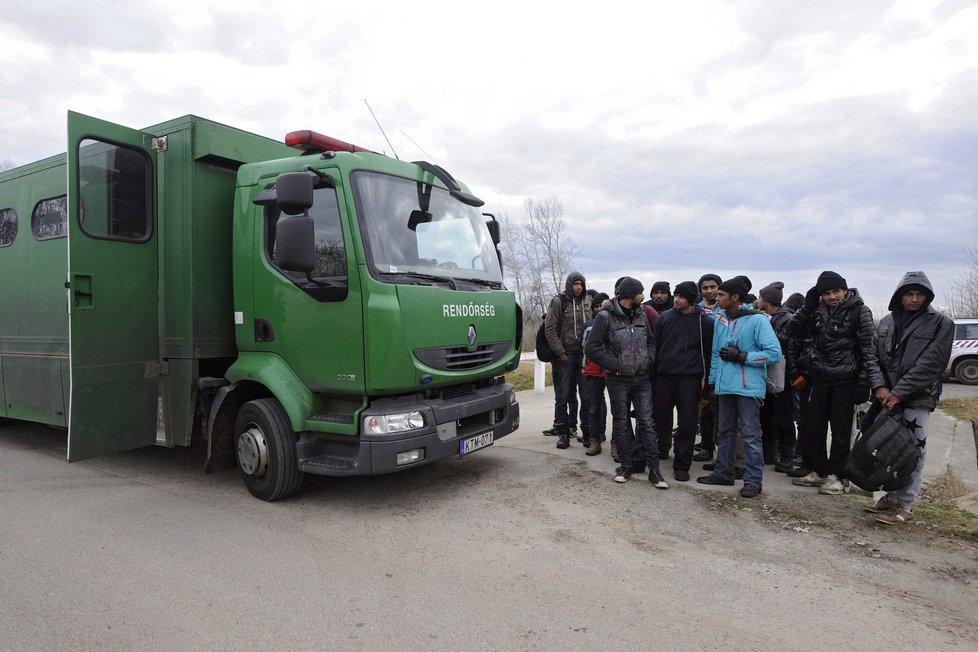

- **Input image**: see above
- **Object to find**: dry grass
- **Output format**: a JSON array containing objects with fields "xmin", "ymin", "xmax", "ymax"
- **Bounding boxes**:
[
  {"xmin": 915, "ymin": 470, "xmax": 978, "ymax": 542},
  {"xmin": 939, "ymin": 397, "xmax": 978, "ymax": 423},
  {"xmin": 505, "ymin": 361, "xmax": 552, "ymax": 392}
]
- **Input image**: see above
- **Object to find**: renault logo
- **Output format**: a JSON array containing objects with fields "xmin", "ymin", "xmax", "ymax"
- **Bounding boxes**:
[{"xmin": 467, "ymin": 325, "xmax": 478, "ymax": 350}]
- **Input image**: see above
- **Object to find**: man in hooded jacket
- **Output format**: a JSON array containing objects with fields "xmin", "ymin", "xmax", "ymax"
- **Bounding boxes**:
[
  {"xmin": 864, "ymin": 271, "xmax": 953, "ymax": 524},
  {"xmin": 544, "ymin": 271, "xmax": 593, "ymax": 449}
]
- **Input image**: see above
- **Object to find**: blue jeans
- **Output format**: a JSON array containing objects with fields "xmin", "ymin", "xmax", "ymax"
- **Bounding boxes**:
[
  {"xmin": 716, "ymin": 393, "xmax": 764, "ymax": 487},
  {"xmin": 606, "ymin": 375, "xmax": 659, "ymax": 472},
  {"xmin": 553, "ymin": 355, "xmax": 588, "ymax": 432}
]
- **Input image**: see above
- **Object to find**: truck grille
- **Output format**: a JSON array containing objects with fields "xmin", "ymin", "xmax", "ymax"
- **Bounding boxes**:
[{"xmin": 414, "ymin": 341, "xmax": 510, "ymax": 371}]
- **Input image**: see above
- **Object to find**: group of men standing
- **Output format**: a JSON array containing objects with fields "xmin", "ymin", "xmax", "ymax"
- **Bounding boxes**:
[{"xmin": 542, "ymin": 268, "xmax": 953, "ymax": 522}]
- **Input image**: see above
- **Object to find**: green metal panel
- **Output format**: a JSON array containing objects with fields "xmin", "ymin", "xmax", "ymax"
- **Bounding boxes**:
[
  {"xmin": 162, "ymin": 357, "xmax": 197, "ymax": 447},
  {"xmin": 0, "ymin": 154, "xmax": 70, "ymax": 427},
  {"xmin": 225, "ymin": 352, "xmax": 325, "ymax": 433},
  {"xmin": 67, "ymin": 111, "xmax": 160, "ymax": 461}
]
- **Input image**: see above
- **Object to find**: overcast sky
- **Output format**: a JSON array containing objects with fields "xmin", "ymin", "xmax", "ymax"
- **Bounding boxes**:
[{"xmin": 2, "ymin": 0, "xmax": 976, "ymax": 313}]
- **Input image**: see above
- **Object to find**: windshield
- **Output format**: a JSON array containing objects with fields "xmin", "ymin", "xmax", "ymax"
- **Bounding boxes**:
[{"xmin": 351, "ymin": 171, "xmax": 503, "ymax": 286}]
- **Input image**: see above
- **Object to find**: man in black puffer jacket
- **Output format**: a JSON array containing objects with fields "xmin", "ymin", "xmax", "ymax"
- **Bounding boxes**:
[
  {"xmin": 866, "ymin": 271, "xmax": 954, "ymax": 524},
  {"xmin": 786, "ymin": 271, "xmax": 884, "ymax": 495}
]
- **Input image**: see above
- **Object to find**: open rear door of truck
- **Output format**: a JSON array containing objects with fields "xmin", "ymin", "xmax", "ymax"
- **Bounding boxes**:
[{"xmin": 67, "ymin": 111, "xmax": 161, "ymax": 461}]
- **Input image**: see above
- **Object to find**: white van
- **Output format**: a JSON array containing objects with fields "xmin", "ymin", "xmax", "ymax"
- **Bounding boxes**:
[{"xmin": 947, "ymin": 318, "xmax": 978, "ymax": 385}]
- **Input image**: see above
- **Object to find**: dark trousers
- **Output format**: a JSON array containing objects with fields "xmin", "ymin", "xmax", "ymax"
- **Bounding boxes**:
[
  {"xmin": 552, "ymin": 355, "xmax": 589, "ymax": 434},
  {"xmin": 698, "ymin": 398, "xmax": 716, "ymax": 452},
  {"xmin": 584, "ymin": 375, "xmax": 607, "ymax": 441},
  {"xmin": 794, "ymin": 383, "xmax": 813, "ymax": 466},
  {"xmin": 760, "ymin": 388, "xmax": 796, "ymax": 462},
  {"xmin": 806, "ymin": 382, "xmax": 857, "ymax": 478},
  {"xmin": 653, "ymin": 374, "xmax": 701, "ymax": 472},
  {"xmin": 607, "ymin": 375, "xmax": 659, "ymax": 473}
]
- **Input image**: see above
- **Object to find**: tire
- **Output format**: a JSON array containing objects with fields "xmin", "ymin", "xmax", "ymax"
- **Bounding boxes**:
[
  {"xmin": 234, "ymin": 398, "xmax": 303, "ymax": 501},
  {"xmin": 954, "ymin": 358, "xmax": 978, "ymax": 386}
]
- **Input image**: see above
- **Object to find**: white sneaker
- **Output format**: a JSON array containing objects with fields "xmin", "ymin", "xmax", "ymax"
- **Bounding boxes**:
[
  {"xmin": 818, "ymin": 474, "xmax": 848, "ymax": 495},
  {"xmin": 791, "ymin": 471, "xmax": 827, "ymax": 487}
]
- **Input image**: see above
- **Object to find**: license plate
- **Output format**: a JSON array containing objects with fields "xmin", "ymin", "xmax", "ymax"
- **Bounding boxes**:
[{"xmin": 459, "ymin": 431, "xmax": 494, "ymax": 456}]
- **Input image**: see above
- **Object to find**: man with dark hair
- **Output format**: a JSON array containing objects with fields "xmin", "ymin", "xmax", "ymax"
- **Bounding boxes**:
[
  {"xmin": 787, "ymin": 271, "xmax": 883, "ymax": 495},
  {"xmin": 756, "ymin": 281, "xmax": 796, "ymax": 471},
  {"xmin": 544, "ymin": 272, "xmax": 592, "ymax": 450},
  {"xmin": 646, "ymin": 281, "xmax": 674, "ymax": 314},
  {"xmin": 586, "ymin": 277, "xmax": 667, "ymax": 488},
  {"xmin": 694, "ymin": 273, "xmax": 723, "ymax": 461},
  {"xmin": 653, "ymin": 281, "xmax": 714, "ymax": 481},
  {"xmin": 697, "ymin": 275, "xmax": 781, "ymax": 498},
  {"xmin": 865, "ymin": 271, "xmax": 953, "ymax": 524}
]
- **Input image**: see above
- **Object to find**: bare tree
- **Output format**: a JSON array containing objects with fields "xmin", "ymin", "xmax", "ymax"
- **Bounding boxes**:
[
  {"xmin": 500, "ymin": 197, "xmax": 580, "ymax": 347},
  {"xmin": 0, "ymin": 159, "xmax": 14, "ymax": 172},
  {"xmin": 947, "ymin": 245, "xmax": 978, "ymax": 318}
]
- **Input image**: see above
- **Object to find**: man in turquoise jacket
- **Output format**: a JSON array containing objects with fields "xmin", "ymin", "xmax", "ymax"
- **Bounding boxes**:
[{"xmin": 697, "ymin": 275, "xmax": 781, "ymax": 498}]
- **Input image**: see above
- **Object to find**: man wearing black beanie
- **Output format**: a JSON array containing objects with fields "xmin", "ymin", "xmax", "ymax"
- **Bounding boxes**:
[
  {"xmin": 586, "ymin": 277, "xmax": 668, "ymax": 488},
  {"xmin": 785, "ymin": 271, "xmax": 883, "ymax": 495},
  {"xmin": 756, "ymin": 281, "xmax": 796, "ymax": 471},
  {"xmin": 645, "ymin": 280, "xmax": 674, "ymax": 314}
]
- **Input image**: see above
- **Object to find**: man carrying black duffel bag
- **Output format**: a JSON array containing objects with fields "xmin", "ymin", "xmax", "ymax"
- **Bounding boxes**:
[{"xmin": 862, "ymin": 271, "xmax": 953, "ymax": 525}]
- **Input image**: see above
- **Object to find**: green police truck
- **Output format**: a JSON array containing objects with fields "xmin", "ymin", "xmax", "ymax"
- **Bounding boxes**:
[{"xmin": 0, "ymin": 112, "xmax": 521, "ymax": 500}]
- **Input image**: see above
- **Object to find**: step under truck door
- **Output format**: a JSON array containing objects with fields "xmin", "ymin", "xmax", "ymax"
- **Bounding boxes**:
[{"xmin": 66, "ymin": 111, "xmax": 161, "ymax": 461}]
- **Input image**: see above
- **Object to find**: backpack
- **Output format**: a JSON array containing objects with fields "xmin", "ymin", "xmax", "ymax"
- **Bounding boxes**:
[
  {"xmin": 845, "ymin": 405, "xmax": 923, "ymax": 492},
  {"xmin": 765, "ymin": 355, "xmax": 786, "ymax": 394},
  {"xmin": 535, "ymin": 296, "xmax": 566, "ymax": 362}
]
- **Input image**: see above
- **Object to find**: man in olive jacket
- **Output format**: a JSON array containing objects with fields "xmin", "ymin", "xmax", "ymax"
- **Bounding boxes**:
[
  {"xmin": 865, "ymin": 271, "xmax": 954, "ymax": 524},
  {"xmin": 544, "ymin": 271, "xmax": 593, "ymax": 449}
]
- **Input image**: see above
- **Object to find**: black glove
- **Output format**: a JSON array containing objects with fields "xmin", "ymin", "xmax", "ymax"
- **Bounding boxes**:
[
  {"xmin": 804, "ymin": 286, "xmax": 820, "ymax": 311},
  {"xmin": 719, "ymin": 345, "xmax": 747, "ymax": 364}
]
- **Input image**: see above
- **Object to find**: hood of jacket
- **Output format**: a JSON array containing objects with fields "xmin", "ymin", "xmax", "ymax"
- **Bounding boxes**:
[
  {"xmin": 563, "ymin": 271, "xmax": 587, "ymax": 301},
  {"xmin": 887, "ymin": 271, "xmax": 935, "ymax": 312}
]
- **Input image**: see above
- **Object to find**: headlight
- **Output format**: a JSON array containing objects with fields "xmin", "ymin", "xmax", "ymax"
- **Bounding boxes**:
[{"xmin": 362, "ymin": 411, "xmax": 425, "ymax": 435}]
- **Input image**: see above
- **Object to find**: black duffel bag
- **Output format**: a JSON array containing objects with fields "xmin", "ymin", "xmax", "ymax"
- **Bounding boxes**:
[{"xmin": 845, "ymin": 403, "xmax": 923, "ymax": 492}]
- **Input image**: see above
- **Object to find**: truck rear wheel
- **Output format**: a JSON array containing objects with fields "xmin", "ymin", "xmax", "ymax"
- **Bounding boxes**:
[
  {"xmin": 954, "ymin": 358, "xmax": 978, "ymax": 385},
  {"xmin": 234, "ymin": 398, "xmax": 303, "ymax": 501}
]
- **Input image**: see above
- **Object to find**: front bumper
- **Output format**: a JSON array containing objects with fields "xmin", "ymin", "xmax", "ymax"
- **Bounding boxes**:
[{"xmin": 296, "ymin": 383, "xmax": 520, "ymax": 476}]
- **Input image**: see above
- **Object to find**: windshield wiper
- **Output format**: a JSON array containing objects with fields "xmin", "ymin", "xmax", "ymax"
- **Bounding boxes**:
[
  {"xmin": 453, "ymin": 277, "xmax": 503, "ymax": 289},
  {"xmin": 379, "ymin": 271, "xmax": 456, "ymax": 290}
]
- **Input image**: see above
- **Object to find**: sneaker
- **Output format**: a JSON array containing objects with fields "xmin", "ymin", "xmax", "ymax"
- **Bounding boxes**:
[
  {"xmin": 875, "ymin": 508, "xmax": 914, "ymax": 525},
  {"xmin": 674, "ymin": 469, "xmax": 690, "ymax": 482},
  {"xmin": 692, "ymin": 449, "xmax": 714, "ymax": 462},
  {"xmin": 818, "ymin": 475, "xmax": 849, "ymax": 495},
  {"xmin": 555, "ymin": 434, "xmax": 570, "ymax": 449},
  {"xmin": 614, "ymin": 467, "xmax": 632, "ymax": 483},
  {"xmin": 542, "ymin": 424, "xmax": 558, "ymax": 436},
  {"xmin": 863, "ymin": 494, "xmax": 901, "ymax": 514},
  {"xmin": 740, "ymin": 484, "xmax": 762, "ymax": 498},
  {"xmin": 791, "ymin": 471, "xmax": 827, "ymax": 487},
  {"xmin": 787, "ymin": 465, "xmax": 812, "ymax": 478},
  {"xmin": 696, "ymin": 474, "xmax": 735, "ymax": 486},
  {"xmin": 649, "ymin": 468, "xmax": 669, "ymax": 489}
]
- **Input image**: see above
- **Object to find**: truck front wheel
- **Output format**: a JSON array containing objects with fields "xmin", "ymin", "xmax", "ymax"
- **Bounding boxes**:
[
  {"xmin": 234, "ymin": 398, "xmax": 303, "ymax": 501},
  {"xmin": 954, "ymin": 358, "xmax": 978, "ymax": 386}
]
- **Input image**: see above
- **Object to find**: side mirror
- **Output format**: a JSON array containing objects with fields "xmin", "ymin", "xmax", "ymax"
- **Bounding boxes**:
[
  {"xmin": 408, "ymin": 209, "xmax": 433, "ymax": 231},
  {"xmin": 275, "ymin": 214, "xmax": 316, "ymax": 272},
  {"xmin": 484, "ymin": 214, "xmax": 501, "ymax": 244},
  {"xmin": 276, "ymin": 172, "xmax": 314, "ymax": 216}
]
